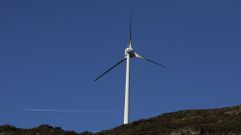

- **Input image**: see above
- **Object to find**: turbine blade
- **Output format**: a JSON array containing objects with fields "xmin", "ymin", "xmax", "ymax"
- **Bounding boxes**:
[
  {"xmin": 128, "ymin": 14, "xmax": 133, "ymax": 48},
  {"xmin": 94, "ymin": 58, "xmax": 126, "ymax": 81},
  {"xmin": 134, "ymin": 52, "xmax": 167, "ymax": 69},
  {"xmin": 145, "ymin": 59, "xmax": 168, "ymax": 69},
  {"xmin": 134, "ymin": 52, "xmax": 144, "ymax": 59}
]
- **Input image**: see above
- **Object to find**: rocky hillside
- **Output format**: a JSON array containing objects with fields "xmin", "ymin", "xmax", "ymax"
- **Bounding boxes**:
[{"xmin": 1, "ymin": 105, "xmax": 241, "ymax": 135}]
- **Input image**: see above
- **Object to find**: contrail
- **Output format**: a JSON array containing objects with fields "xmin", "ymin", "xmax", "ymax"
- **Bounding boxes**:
[
  {"xmin": 25, "ymin": 108, "xmax": 147, "ymax": 115},
  {"xmin": 25, "ymin": 108, "xmax": 121, "ymax": 114}
]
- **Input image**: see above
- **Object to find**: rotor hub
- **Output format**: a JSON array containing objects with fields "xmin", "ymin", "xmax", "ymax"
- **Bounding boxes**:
[{"xmin": 125, "ymin": 48, "xmax": 135, "ymax": 57}]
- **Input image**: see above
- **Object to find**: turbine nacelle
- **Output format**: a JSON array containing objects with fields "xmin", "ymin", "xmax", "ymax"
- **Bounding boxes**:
[{"xmin": 125, "ymin": 47, "xmax": 135, "ymax": 58}]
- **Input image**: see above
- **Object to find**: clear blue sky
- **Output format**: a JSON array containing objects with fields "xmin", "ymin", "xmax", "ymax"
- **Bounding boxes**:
[{"xmin": 1, "ymin": 0, "xmax": 241, "ymax": 132}]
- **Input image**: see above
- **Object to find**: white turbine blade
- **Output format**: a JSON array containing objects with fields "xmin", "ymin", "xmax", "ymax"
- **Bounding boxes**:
[
  {"xmin": 128, "ymin": 14, "xmax": 133, "ymax": 49},
  {"xmin": 94, "ymin": 58, "xmax": 126, "ymax": 81},
  {"xmin": 134, "ymin": 52, "xmax": 168, "ymax": 69},
  {"xmin": 134, "ymin": 52, "xmax": 145, "ymax": 59}
]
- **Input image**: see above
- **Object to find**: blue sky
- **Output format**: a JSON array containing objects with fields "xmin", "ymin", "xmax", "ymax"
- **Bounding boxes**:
[{"xmin": 0, "ymin": 0, "xmax": 241, "ymax": 132}]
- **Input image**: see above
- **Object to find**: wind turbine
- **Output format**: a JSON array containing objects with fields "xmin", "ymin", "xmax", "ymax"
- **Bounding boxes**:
[{"xmin": 94, "ymin": 15, "xmax": 167, "ymax": 124}]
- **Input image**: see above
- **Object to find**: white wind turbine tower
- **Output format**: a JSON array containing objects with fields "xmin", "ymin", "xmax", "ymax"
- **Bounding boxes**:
[{"xmin": 95, "ymin": 15, "xmax": 167, "ymax": 124}]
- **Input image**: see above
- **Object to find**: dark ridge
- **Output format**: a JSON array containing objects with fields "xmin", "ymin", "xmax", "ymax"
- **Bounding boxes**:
[
  {"xmin": 0, "ymin": 124, "xmax": 94, "ymax": 135},
  {"xmin": 1, "ymin": 105, "xmax": 241, "ymax": 135}
]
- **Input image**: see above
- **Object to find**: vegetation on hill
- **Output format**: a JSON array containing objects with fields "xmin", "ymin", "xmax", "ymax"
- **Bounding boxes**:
[
  {"xmin": 97, "ymin": 105, "xmax": 241, "ymax": 135},
  {"xmin": 0, "ymin": 124, "xmax": 93, "ymax": 135},
  {"xmin": 1, "ymin": 105, "xmax": 241, "ymax": 135}
]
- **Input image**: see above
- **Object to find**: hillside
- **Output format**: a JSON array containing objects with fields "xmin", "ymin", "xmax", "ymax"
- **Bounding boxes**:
[{"xmin": 1, "ymin": 105, "xmax": 241, "ymax": 135}]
